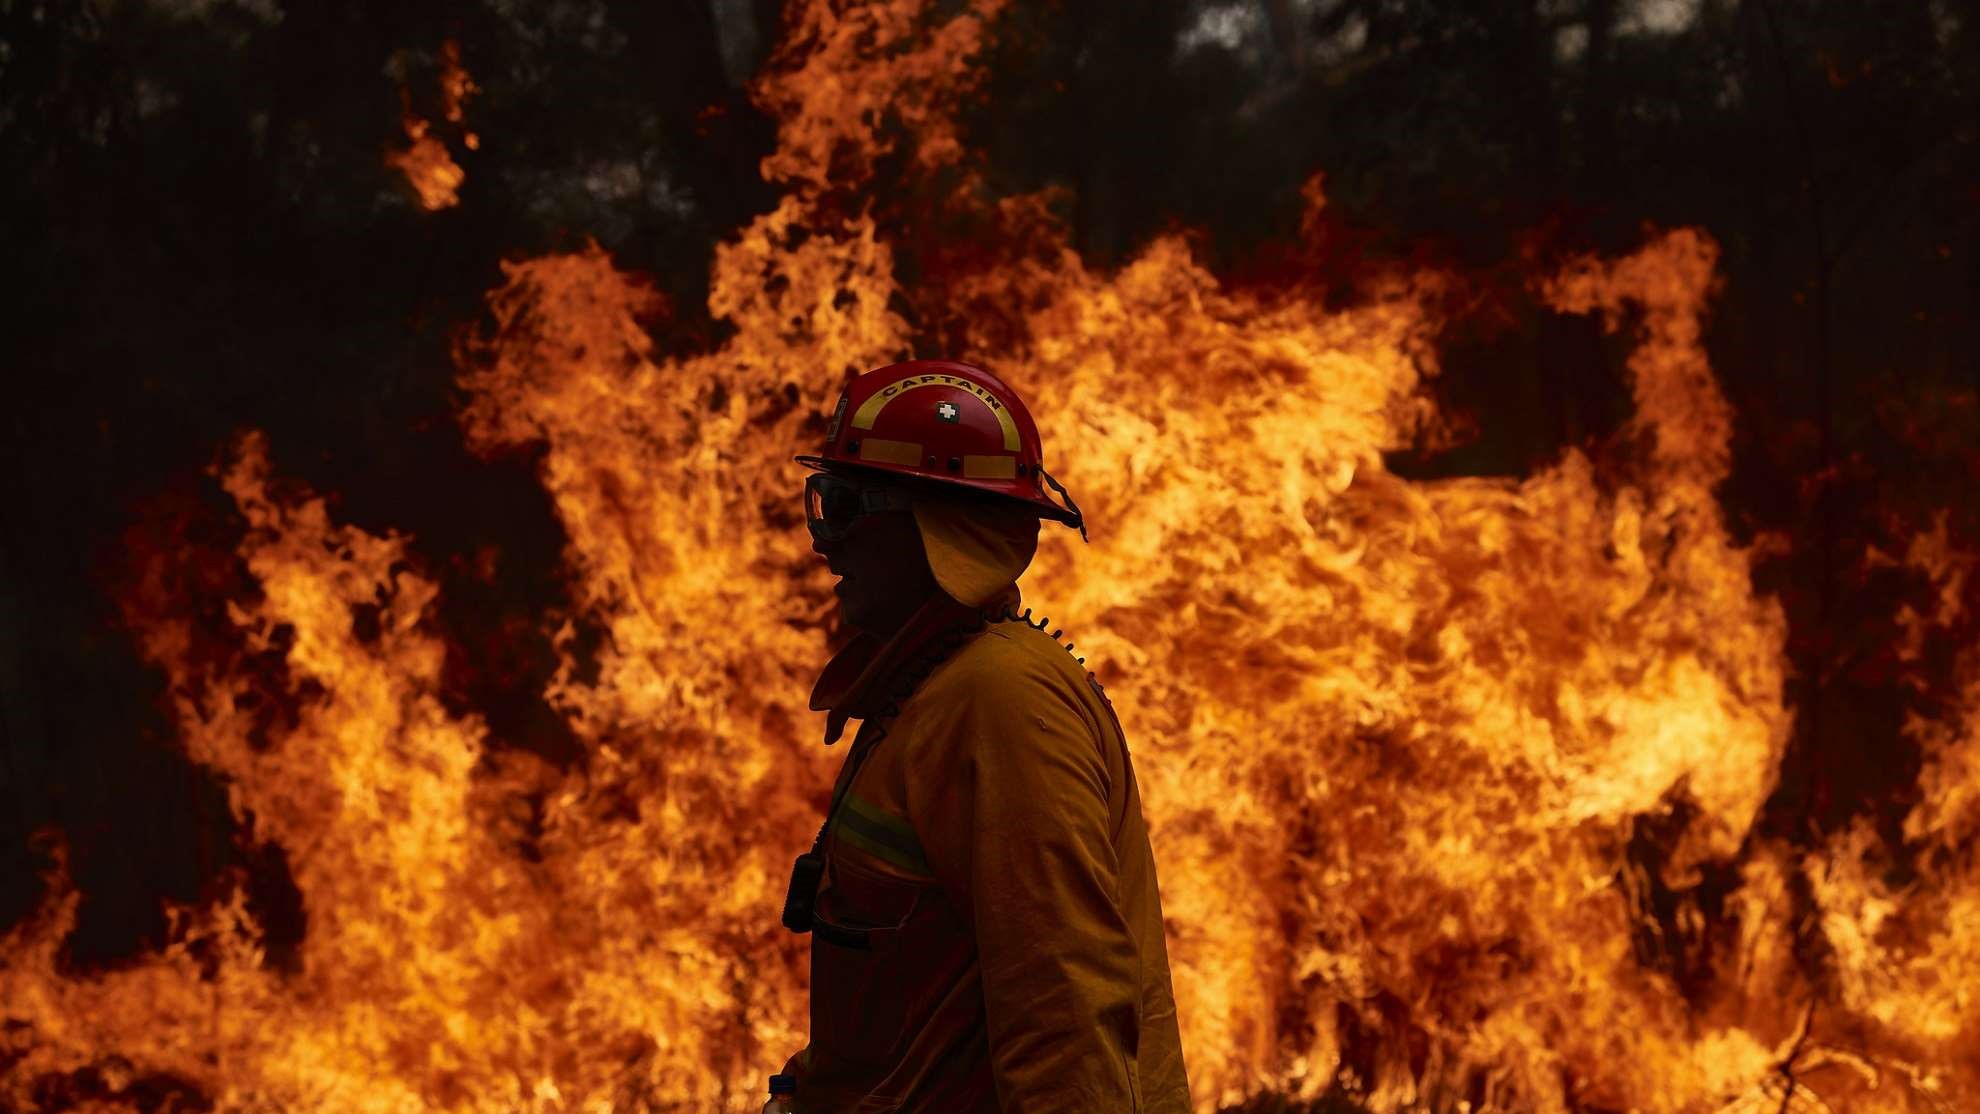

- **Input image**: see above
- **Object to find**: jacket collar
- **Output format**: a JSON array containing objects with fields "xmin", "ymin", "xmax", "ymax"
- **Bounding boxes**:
[{"xmin": 809, "ymin": 583, "xmax": 1023, "ymax": 745}]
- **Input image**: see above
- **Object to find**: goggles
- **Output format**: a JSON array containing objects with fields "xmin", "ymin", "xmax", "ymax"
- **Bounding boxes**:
[{"xmin": 804, "ymin": 472, "xmax": 915, "ymax": 545}]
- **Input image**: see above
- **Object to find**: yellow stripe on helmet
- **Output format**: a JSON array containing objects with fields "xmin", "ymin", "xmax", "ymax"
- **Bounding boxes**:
[{"xmin": 850, "ymin": 374, "xmax": 1021, "ymax": 452}]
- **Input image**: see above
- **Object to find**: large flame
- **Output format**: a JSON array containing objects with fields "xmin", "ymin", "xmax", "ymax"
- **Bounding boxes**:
[{"xmin": 3, "ymin": 1, "xmax": 1974, "ymax": 1111}]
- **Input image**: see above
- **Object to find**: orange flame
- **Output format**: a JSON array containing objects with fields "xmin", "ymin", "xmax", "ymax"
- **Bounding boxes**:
[
  {"xmin": 388, "ymin": 40, "xmax": 477, "ymax": 211},
  {"xmin": 3, "ymin": 1, "xmax": 1975, "ymax": 1111}
]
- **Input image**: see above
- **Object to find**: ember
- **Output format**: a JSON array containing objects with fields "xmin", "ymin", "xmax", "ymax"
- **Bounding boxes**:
[{"xmin": 388, "ymin": 40, "xmax": 477, "ymax": 211}]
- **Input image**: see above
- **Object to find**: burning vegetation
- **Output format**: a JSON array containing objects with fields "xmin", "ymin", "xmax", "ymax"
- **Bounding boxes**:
[{"xmin": 2, "ymin": 1, "xmax": 1975, "ymax": 1112}]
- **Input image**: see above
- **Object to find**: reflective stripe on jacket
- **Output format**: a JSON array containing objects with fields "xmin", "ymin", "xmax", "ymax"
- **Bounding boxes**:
[{"xmin": 783, "ymin": 596, "xmax": 1192, "ymax": 1113}]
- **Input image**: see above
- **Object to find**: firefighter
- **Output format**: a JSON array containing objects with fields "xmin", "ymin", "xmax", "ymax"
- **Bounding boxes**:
[{"xmin": 776, "ymin": 359, "xmax": 1193, "ymax": 1113}]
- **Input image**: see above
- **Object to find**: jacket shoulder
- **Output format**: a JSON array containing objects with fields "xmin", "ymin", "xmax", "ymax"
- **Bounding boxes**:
[{"xmin": 913, "ymin": 620, "xmax": 1094, "ymax": 716}]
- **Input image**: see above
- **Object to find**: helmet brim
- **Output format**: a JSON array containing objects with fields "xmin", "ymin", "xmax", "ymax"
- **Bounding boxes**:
[{"xmin": 792, "ymin": 454, "xmax": 1081, "ymax": 527}]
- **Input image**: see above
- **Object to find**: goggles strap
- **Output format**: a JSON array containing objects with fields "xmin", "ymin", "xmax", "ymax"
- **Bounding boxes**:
[{"xmin": 860, "ymin": 485, "xmax": 914, "ymax": 515}]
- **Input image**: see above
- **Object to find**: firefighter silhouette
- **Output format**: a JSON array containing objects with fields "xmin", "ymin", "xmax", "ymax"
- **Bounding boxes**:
[{"xmin": 779, "ymin": 359, "xmax": 1192, "ymax": 1112}]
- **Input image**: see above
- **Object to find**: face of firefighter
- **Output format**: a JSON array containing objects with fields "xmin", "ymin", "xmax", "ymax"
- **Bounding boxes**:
[{"xmin": 814, "ymin": 480, "xmax": 941, "ymax": 637}]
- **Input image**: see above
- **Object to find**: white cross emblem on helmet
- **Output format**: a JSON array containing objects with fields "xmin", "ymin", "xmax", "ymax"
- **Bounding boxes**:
[{"xmin": 935, "ymin": 401, "xmax": 959, "ymax": 422}]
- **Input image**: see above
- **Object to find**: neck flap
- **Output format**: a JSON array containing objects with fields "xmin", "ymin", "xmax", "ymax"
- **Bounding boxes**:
[{"xmin": 809, "ymin": 583, "xmax": 1023, "ymax": 745}]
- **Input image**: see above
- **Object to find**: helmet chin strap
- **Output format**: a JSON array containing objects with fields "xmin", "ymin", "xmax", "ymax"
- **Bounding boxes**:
[{"xmin": 1037, "ymin": 467, "xmax": 1088, "ymax": 543}]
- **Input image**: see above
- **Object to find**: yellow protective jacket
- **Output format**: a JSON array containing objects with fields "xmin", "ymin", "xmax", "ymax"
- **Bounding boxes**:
[{"xmin": 781, "ymin": 585, "xmax": 1192, "ymax": 1113}]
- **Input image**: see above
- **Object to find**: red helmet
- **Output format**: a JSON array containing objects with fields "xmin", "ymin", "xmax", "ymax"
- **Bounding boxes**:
[{"xmin": 795, "ymin": 359, "xmax": 1086, "ymax": 539}]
